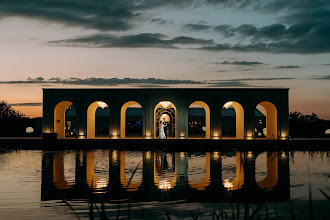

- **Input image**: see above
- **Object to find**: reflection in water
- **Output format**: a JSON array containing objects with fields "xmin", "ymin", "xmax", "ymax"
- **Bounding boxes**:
[{"xmin": 42, "ymin": 150, "xmax": 290, "ymax": 203}]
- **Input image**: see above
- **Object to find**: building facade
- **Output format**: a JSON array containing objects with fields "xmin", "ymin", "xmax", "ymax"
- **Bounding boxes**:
[{"xmin": 42, "ymin": 88, "xmax": 289, "ymax": 139}]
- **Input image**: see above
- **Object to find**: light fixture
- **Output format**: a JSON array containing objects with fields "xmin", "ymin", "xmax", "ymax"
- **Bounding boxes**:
[
  {"xmin": 223, "ymin": 101, "xmax": 233, "ymax": 109},
  {"xmin": 26, "ymin": 127, "xmax": 34, "ymax": 134},
  {"xmin": 97, "ymin": 101, "xmax": 108, "ymax": 109},
  {"xmin": 213, "ymin": 151, "xmax": 220, "ymax": 160},
  {"xmin": 159, "ymin": 179, "xmax": 172, "ymax": 190},
  {"xmin": 223, "ymin": 179, "xmax": 233, "ymax": 190},
  {"xmin": 160, "ymin": 101, "xmax": 171, "ymax": 109}
]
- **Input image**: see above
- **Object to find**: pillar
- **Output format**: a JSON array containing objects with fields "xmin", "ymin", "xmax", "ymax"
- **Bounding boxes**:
[
  {"xmin": 109, "ymin": 100, "xmax": 120, "ymax": 138},
  {"xmin": 144, "ymin": 96, "xmax": 154, "ymax": 138},
  {"xmin": 244, "ymin": 105, "xmax": 255, "ymax": 139},
  {"xmin": 210, "ymin": 103, "xmax": 222, "ymax": 139},
  {"xmin": 176, "ymin": 101, "xmax": 189, "ymax": 139}
]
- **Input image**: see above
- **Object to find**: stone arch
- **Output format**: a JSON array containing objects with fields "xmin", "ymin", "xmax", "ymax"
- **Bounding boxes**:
[
  {"xmin": 54, "ymin": 101, "xmax": 73, "ymax": 139},
  {"xmin": 154, "ymin": 101, "xmax": 177, "ymax": 139},
  {"xmin": 222, "ymin": 101, "xmax": 244, "ymax": 139},
  {"xmin": 120, "ymin": 151, "xmax": 142, "ymax": 191},
  {"xmin": 87, "ymin": 101, "xmax": 109, "ymax": 139},
  {"xmin": 188, "ymin": 152, "xmax": 211, "ymax": 190},
  {"xmin": 188, "ymin": 101, "xmax": 211, "ymax": 139},
  {"xmin": 120, "ymin": 101, "xmax": 143, "ymax": 139},
  {"xmin": 257, "ymin": 101, "xmax": 277, "ymax": 139}
]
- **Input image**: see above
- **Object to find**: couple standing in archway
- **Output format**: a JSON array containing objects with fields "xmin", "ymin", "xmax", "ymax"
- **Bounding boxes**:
[{"xmin": 159, "ymin": 117, "xmax": 168, "ymax": 139}]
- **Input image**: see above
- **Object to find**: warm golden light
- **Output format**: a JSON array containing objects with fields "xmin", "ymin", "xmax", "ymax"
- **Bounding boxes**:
[
  {"xmin": 159, "ymin": 101, "xmax": 172, "ymax": 109},
  {"xmin": 112, "ymin": 150, "xmax": 118, "ymax": 164},
  {"xmin": 96, "ymin": 179, "xmax": 108, "ymax": 189},
  {"xmin": 223, "ymin": 179, "xmax": 233, "ymax": 190},
  {"xmin": 213, "ymin": 151, "xmax": 220, "ymax": 160},
  {"xmin": 223, "ymin": 101, "xmax": 233, "ymax": 109},
  {"xmin": 97, "ymin": 101, "xmax": 108, "ymax": 109},
  {"xmin": 180, "ymin": 152, "xmax": 185, "ymax": 159},
  {"xmin": 281, "ymin": 151, "xmax": 287, "ymax": 159},
  {"xmin": 247, "ymin": 151, "xmax": 253, "ymax": 159},
  {"xmin": 146, "ymin": 151, "xmax": 151, "ymax": 160},
  {"xmin": 159, "ymin": 179, "xmax": 172, "ymax": 190}
]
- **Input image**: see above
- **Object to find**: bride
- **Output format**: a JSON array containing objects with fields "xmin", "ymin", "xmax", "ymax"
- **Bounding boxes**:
[{"xmin": 159, "ymin": 119, "xmax": 167, "ymax": 139}]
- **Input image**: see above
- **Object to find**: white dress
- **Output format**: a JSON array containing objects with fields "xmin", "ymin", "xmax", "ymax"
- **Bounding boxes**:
[{"xmin": 159, "ymin": 123, "xmax": 166, "ymax": 139}]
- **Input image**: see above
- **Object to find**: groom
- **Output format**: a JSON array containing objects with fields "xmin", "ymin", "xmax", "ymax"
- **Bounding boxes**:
[{"xmin": 162, "ymin": 118, "xmax": 168, "ymax": 138}]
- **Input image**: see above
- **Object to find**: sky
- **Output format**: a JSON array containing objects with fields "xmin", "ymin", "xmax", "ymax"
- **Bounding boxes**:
[{"xmin": 0, "ymin": 0, "xmax": 329, "ymax": 119}]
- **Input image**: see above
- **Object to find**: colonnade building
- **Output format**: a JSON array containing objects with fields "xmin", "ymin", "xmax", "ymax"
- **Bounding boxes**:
[{"xmin": 42, "ymin": 88, "xmax": 289, "ymax": 140}]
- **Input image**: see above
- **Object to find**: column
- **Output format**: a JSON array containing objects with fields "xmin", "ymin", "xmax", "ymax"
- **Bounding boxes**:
[
  {"xmin": 176, "ymin": 101, "xmax": 189, "ymax": 139},
  {"xmin": 76, "ymin": 102, "xmax": 87, "ymax": 138},
  {"xmin": 210, "ymin": 103, "xmax": 221, "ymax": 139},
  {"xmin": 109, "ymin": 100, "xmax": 120, "ymax": 138},
  {"xmin": 244, "ymin": 105, "xmax": 255, "ymax": 139},
  {"xmin": 143, "ymin": 96, "xmax": 154, "ymax": 138}
]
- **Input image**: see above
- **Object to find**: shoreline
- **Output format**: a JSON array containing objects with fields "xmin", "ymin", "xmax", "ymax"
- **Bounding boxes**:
[{"xmin": 0, "ymin": 138, "xmax": 330, "ymax": 151}]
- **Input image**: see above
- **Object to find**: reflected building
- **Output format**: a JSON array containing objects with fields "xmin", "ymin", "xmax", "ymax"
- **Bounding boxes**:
[{"xmin": 41, "ymin": 150, "xmax": 290, "ymax": 203}]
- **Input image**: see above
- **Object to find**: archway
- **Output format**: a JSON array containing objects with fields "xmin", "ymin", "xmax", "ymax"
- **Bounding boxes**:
[
  {"xmin": 154, "ymin": 101, "xmax": 177, "ymax": 139},
  {"xmin": 256, "ymin": 152, "xmax": 278, "ymax": 189},
  {"xmin": 87, "ymin": 101, "xmax": 110, "ymax": 139},
  {"xmin": 255, "ymin": 101, "xmax": 277, "ymax": 139},
  {"xmin": 221, "ymin": 101, "xmax": 244, "ymax": 139},
  {"xmin": 120, "ymin": 101, "xmax": 143, "ymax": 139},
  {"xmin": 54, "ymin": 101, "xmax": 76, "ymax": 139},
  {"xmin": 188, "ymin": 101, "xmax": 210, "ymax": 139},
  {"xmin": 188, "ymin": 152, "xmax": 210, "ymax": 190}
]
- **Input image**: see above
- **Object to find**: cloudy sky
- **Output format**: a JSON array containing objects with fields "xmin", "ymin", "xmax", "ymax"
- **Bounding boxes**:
[{"xmin": 0, "ymin": 0, "xmax": 329, "ymax": 118}]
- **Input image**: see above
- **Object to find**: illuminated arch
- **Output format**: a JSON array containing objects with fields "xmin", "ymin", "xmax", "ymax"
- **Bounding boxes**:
[
  {"xmin": 120, "ymin": 151, "xmax": 142, "ymax": 191},
  {"xmin": 257, "ymin": 101, "xmax": 277, "ymax": 139},
  {"xmin": 87, "ymin": 101, "xmax": 109, "ymax": 139},
  {"xmin": 54, "ymin": 101, "xmax": 73, "ymax": 139},
  {"xmin": 188, "ymin": 152, "xmax": 211, "ymax": 190},
  {"xmin": 189, "ymin": 101, "xmax": 211, "ymax": 139},
  {"xmin": 154, "ymin": 101, "xmax": 177, "ymax": 139},
  {"xmin": 222, "ymin": 101, "xmax": 244, "ymax": 139},
  {"xmin": 154, "ymin": 152, "xmax": 177, "ymax": 190},
  {"xmin": 257, "ymin": 152, "xmax": 278, "ymax": 189},
  {"xmin": 53, "ymin": 153, "xmax": 73, "ymax": 189},
  {"xmin": 120, "ymin": 101, "xmax": 142, "ymax": 139}
]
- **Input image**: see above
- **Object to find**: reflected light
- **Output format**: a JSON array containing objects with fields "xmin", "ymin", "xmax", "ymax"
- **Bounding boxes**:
[
  {"xmin": 180, "ymin": 152, "xmax": 185, "ymax": 159},
  {"xmin": 146, "ymin": 151, "xmax": 152, "ymax": 160},
  {"xmin": 97, "ymin": 101, "xmax": 108, "ymax": 109},
  {"xmin": 96, "ymin": 179, "xmax": 108, "ymax": 189},
  {"xmin": 223, "ymin": 102, "xmax": 233, "ymax": 109},
  {"xmin": 159, "ymin": 179, "xmax": 172, "ymax": 190},
  {"xmin": 247, "ymin": 151, "xmax": 253, "ymax": 159},
  {"xmin": 159, "ymin": 101, "xmax": 172, "ymax": 109},
  {"xmin": 213, "ymin": 151, "xmax": 220, "ymax": 160},
  {"xmin": 281, "ymin": 151, "xmax": 287, "ymax": 159},
  {"xmin": 223, "ymin": 179, "xmax": 233, "ymax": 190},
  {"xmin": 112, "ymin": 150, "xmax": 118, "ymax": 164}
]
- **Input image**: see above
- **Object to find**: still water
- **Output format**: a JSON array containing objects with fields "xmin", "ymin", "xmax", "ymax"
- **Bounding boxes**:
[{"xmin": 0, "ymin": 149, "xmax": 329, "ymax": 219}]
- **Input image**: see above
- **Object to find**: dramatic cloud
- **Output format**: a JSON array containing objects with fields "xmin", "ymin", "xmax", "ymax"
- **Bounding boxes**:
[
  {"xmin": 217, "ymin": 61, "xmax": 265, "ymax": 65},
  {"xmin": 183, "ymin": 23, "xmax": 213, "ymax": 31},
  {"xmin": 0, "ymin": 76, "xmax": 295, "ymax": 87},
  {"xmin": 47, "ymin": 33, "xmax": 214, "ymax": 48},
  {"xmin": 276, "ymin": 65, "xmax": 301, "ymax": 69}
]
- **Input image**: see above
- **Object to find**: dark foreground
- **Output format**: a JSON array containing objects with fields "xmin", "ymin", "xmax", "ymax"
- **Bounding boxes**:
[{"xmin": 0, "ymin": 138, "xmax": 330, "ymax": 151}]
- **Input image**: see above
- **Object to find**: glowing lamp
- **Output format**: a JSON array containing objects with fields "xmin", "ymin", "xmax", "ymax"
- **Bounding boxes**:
[
  {"xmin": 247, "ymin": 151, "xmax": 253, "ymax": 159},
  {"xmin": 223, "ymin": 102, "xmax": 233, "ymax": 109},
  {"xmin": 146, "ymin": 151, "xmax": 152, "ymax": 160},
  {"xmin": 97, "ymin": 101, "xmax": 108, "ymax": 109},
  {"xmin": 160, "ymin": 101, "xmax": 172, "ymax": 109},
  {"xmin": 223, "ymin": 179, "xmax": 233, "ymax": 190},
  {"xmin": 26, "ymin": 127, "xmax": 34, "ymax": 134},
  {"xmin": 325, "ymin": 129, "xmax": 330, "ymax": 135},
  {"xmin": 213, "ymin": 151, "xmax": 220, "ymax": 160},
  {"xmin": 159, "ymin": 179, "xmax": 172, "ymax": 190}
]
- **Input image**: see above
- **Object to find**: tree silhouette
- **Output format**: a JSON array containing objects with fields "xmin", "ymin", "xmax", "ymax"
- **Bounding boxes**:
[
  {"xmin": 0, "ymin": 100, "xmax": 25, "ymax": 119},
  {"xmin": 289, "ymin": 111, "xmax": 330, "ymax": 138}
]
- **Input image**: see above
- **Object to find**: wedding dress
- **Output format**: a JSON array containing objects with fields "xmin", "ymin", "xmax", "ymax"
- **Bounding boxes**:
[{"xmin": 159, "ymin": 123, "xmax": 166, "ymax": 139}]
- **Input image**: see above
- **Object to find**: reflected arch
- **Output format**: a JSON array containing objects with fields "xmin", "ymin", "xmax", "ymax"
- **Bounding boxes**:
[
  {"xmin": 256, "ymin": 101, "xmax": 277, "ymax": 139},
  {"xmin": 54, "ymin": 101, "xmax": 74, "ymax": 139},
  {"xmin": 154, "ymin": 101, "xmax": 177, "ymax": 139},
  {"xmin": 87, "ymin": 101, "xmax": 109, "ymax": 139},
  {"xmin": 256, "ymin": 152, "xmax": 278, "ymax": 190},
  {"xmin": 120, "ymin": 101, "xmax": 143, "ymax": 139},
  {"xmin": 222, "ymin": 101, "xmax": 244, "ymax": 139},
  {"xmin": 188, "ymin": 101, "xmax": 210, "ymax": 139}
]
